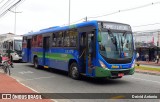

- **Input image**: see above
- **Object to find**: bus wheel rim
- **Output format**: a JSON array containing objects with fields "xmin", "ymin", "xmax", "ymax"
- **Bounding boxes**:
[
  {"xmin": 34, "ymin": 60, "xmax": 38, "ymax": 68},
  {"xmin": 72, "ymin": 67, "xmax": 78, "ymax": 78}
]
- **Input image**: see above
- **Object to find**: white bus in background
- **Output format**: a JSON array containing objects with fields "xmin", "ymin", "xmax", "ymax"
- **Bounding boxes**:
[{"xmin": 2, "ymin": 36, "xmax": 22, "ymax": 62}]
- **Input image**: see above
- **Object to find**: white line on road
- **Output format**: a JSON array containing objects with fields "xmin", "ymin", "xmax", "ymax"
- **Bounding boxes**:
[
  {"xmin": 131, "ymin": 77, "xmax": 160, "ymax": 84},
  {"xmin": 18, "ymin": 71, "xmax": 34, "ymax": 74},
  {"xmin": 25, "ymin": 76, "xmax": 55, "ymax": 81},
  {"xmin": 13, "ymin": 77, "xmax": 58, "ymax": 102}
]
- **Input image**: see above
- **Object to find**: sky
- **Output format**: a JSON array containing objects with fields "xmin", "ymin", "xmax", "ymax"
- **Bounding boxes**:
[{"xmin": 0, "ymin": 0, "xmax": 160, "ymax": 35}]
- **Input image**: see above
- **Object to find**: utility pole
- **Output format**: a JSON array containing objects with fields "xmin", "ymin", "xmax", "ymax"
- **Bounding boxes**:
[
  {"xmin": 157, "ymin": 32, "xmax": 160, "ymax": 55},
  {"xmin": 85, "ymin": 16, "xmax": 87, "ymax": 22},
  {"xmin": 9, "ymin": 6, "xmax": 22, "ymax": 34},
  {"xmin": 14, "ymin": 6, "xmax": 17, "ymax": 34},
  {"xmin": 8, "ymin": 7, "xmax": 21, "ymax": 61},
  {"xmin": 69, "ymin": 0, "xmax": 70, "ymax": 25}
]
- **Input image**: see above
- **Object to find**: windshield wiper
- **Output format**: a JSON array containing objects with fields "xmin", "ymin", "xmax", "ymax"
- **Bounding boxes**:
[{"xmin": 108, "ymin": 29, "xmax": 118, "ymax": 51}]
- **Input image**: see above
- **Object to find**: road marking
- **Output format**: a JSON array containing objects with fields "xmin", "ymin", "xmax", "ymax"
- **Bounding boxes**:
[
  {"xmin": 25, "ymin": 76, "xmax": 55, "ymax": 81},
  {"xmin": 111, "ymin": 95, "xmax": 125, "ymax": 99},
  {"xmin": 18, "ymin": 71, "xmax": 34, "ymax": 74},
  {"xmin": 12, "ymin": 76, "xmax": 58, "ymax": 102},
  {"xmin": 131, "ymin": 77, "xmax": 160, "ymax": 84}
]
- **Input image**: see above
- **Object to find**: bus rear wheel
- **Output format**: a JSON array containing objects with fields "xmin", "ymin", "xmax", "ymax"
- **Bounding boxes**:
[
  {"xmin": 69, "ymin": 63, "xmax": 80, "ymax": 80},
  {"xmin": 34, "ymin": 57, "xmax": 39, "ymax": 69}
]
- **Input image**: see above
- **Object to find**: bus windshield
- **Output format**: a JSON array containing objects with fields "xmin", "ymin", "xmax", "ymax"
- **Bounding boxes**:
[
  {"xmin": 14, "ymin": 40, "xmax": 22, "ymax": 51},
  {"xmin": 99, "ymin": 31, "xmax": 133, "ymax": 59}
]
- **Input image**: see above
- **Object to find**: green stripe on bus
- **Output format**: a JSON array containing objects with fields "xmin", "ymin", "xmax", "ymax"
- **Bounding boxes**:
[
  {"xmin": 46, "ymin": 53, "xmax": 74, "ymax": 61},
  {"xmin": 33, "ymin": 52, "xmax": 74, "ymax": 61},
  {"xmin": 33, "ymin": 52, "xmax": 43, "ymax": 58}
]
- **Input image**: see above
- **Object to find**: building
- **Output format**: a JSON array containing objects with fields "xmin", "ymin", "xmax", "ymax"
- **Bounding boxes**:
[
  {"xmin": 0, "ymin": 33, "xmax": 16, "ymax": 48},
  {"xmin": 133, "ymin": 30, "xmax": 160, "ymax": 61}
]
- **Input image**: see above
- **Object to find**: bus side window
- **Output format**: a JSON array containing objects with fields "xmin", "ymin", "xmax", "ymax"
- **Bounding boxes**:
[
  {"xmin": 80, "ymin": 33, "xmax": 86, "ymax": 47},
  {"xmin": 64, "ymin": 31, "xmax": 70, "ymax": 47},
  {"xmin": 56, "ymin": 32, "xmax": 63, "ymax": 47},
  {"xmin": 22, "ymin": 37, "xmax": 27, "ymax": 48},
  {"xmin": 52, "ymin": 33, "xmax": 56, "ymax": 47},
  {"xmin": 37, "ymin": 35, "xmax": 43, "ymax": 47},
  {"xmin": 32, "ymin": 36, "xmax": 37, "ymax": 47},
  {"xmin": 69, "ymin": 29, "xmax": 77, "ymax": 47}
]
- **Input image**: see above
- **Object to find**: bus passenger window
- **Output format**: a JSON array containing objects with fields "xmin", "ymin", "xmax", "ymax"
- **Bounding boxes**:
[
  {"xmin": 52, "ymin": 33, "xmax": 56, "ymax": 47},
  {"xmin": 37, "ymin": 35, "xmax": 42, "ymax": 47},
  {"xmin": 64, "ymin": 31, "xmax": 70, "ymax": 47},
  {"xmin": 56, "ymin": 32, "xmax": 63, "ymax": 47},
  {"xmin": 69, "ymin": 30, "xmax": 77, "ymax": 47}
]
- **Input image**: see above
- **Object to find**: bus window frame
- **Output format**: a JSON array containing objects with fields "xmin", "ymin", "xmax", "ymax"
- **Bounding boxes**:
[
  {"xmin": 42, "ymin": 33, "xmax": 52, "ymax": 49},
  {"xmin": 51, "ymin": 29, "xmax": 78, "ymax": 49}
]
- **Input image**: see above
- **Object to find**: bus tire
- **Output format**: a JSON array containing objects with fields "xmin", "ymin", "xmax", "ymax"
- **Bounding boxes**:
[
  {"xmin": 69, "ymin": 62, "xmax": 80, "ymax": 80},
  {"xmin": 34, "ymin": 57, "xmax": 39, "ymax": 69}
]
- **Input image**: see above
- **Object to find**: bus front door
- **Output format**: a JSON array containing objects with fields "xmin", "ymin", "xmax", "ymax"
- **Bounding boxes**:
[
  {"xmin": 27, "ymin": 39, "xmax": 31, "ymax": 62},
  {"xmin": 79, "ymin": 31, "xmax": 95, "ymax": 75},
  {"xmin": 43, "ymin": 37, "xmax": 50, "ymax": 67}
]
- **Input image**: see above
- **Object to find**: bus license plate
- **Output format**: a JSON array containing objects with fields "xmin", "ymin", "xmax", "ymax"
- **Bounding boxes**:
[{"xmin": 118, "ymin": 73, "xmax": 124, "ymax": 77}]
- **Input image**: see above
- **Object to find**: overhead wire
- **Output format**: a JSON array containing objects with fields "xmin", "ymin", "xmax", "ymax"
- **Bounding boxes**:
[
  {"xmin": 69, "ymin": 17, "xmax": 85, "ymax": 25},
  {"xmin": 132, "ymin": 23, "xmax": 160, "ymax": 27},
  {"xmin": 69, "ymin": 1, "xmax": 160, "ymax": 34},
  {"xmin": 0, "ymin": 0, "xmax": 12, "ymax": 9},
  {"xmin": 69, "ymin": 1, "xmax": 160, "ymax": 25},
  {"xmin": 88, "ymin": 1, "xmax": 160, "ymax": 19},
  {"xmin": 0, "ymin": 0, "xmax": 5, "ymax": 5},
  {"xmin": 0, "ymin": 0, "xmax": 17, "ymax": 13},
  {"xmin": 0, "ymin": 0, "xmax": 22, "ymax": 18}
]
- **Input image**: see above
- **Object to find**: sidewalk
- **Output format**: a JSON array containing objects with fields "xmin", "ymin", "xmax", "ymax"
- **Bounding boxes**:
[
  {"xmin": 135, "ymin": 69, "xmax": 160, "ymax": 76},
  {"xmin": 0, "ymin": 73, "xmax": 53, "ymax": 102},
  {"xmin": 135, "ymin": 61, "xmax": 160, "ymax": 76},
  {"xmin": 136, "ymin": 61, "xmax": 160, "ymax": 66}
]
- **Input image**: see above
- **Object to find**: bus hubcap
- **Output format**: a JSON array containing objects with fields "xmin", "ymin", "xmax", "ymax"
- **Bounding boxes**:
[{"xmin": 72, "ymin": 67, "xmax": 78, "ymax": 78}]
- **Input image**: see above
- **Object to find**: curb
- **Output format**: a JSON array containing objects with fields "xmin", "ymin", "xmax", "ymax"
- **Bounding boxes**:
[{"xmin": 135, "ymin": 70, "xmax": 160, "ymax": 76}]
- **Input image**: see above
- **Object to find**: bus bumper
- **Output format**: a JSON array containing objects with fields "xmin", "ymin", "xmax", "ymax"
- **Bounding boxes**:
[{"xmin": 95, "ymin": 67, "xmax": 135, "ymax": 78}]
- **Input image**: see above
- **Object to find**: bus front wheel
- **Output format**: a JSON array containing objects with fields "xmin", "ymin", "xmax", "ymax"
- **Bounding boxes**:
[
  {"xmin": 34, "ymin": 57, "xmax": 39, "ymax": 69},
  {"xmin": 69, "ymin": 63, "xmax": 80, "ymax": 80}
]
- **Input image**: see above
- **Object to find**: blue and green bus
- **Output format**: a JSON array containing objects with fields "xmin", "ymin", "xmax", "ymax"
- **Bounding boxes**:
[{"xmin": 22, "ymin": 20, "xmax": 135, "ymax": 79}]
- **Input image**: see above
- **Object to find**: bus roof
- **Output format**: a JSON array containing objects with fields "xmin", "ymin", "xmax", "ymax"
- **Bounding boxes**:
[{"xmin": 23, "ymin": 20, "xmax": 131, "ymax": 36}]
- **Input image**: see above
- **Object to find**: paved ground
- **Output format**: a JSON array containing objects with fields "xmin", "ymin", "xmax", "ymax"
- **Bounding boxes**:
[
  {"xmin": 137, "ymin": 61, "xmax": 160, "ymax": 66},
  {"xmin": 135, "ymin": 61, "xmax": 160, "ymax": 76},
  {"xmin": 2, "ymin": 62, "xmax": 158, "ymax": 102},
  {"xmin": 0, "ymin": 73, "xmax": 53, "ymax": 102},
  {"xmin": 0, "ymin": 62, "xmax": 160, "ymax": 102}
]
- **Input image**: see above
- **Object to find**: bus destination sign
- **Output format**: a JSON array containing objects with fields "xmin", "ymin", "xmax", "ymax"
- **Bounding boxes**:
[{"xmin": 102, "ymin": 22, "xmax": 131, "ymax": 31}]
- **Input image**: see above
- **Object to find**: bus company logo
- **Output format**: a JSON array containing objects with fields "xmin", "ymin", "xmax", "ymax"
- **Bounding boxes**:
[{"xmin": 2, "ymin": 94, "xmax": 11, "ymax": 99}]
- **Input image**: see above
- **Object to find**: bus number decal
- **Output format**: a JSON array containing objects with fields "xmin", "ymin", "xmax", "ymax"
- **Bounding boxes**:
[{"xmin": 65, "ymin": 50, "xmax": 74, "ymax": 53}]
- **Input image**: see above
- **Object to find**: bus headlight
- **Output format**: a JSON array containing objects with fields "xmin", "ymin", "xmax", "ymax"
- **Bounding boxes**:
[{"xmin": 99, "ymin": 60, "xmax": 107, "ymax": 69}]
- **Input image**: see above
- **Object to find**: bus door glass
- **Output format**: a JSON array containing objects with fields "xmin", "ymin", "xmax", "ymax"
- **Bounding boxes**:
[
  {"xmin": 87, "ymin": 31, "xmax": 95, "ymax": 74},
  {"xmin": 79, "ymin": 32, "xmax": 87, "ymax": 73},
  {"xmin": 79, "ymin": 29, "xmax": 95, "ymax": 75},
  {"xmin": 27, "ymin": 39, "xmax": 31, "ymax": 62},
  {"xmin": 43, "ymin": 37, "xmax": 50, "ymax": 66}
]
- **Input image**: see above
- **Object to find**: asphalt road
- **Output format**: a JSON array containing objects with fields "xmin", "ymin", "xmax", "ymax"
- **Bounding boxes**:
[{"xmin": 10, "ymin": 63, "xmax": 160, "ymax": 102}]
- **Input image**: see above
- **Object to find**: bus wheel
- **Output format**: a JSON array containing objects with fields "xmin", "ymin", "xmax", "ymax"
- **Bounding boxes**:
[
  {"xmin": 34, "ymin": 57, "xmax": 39, "ymax": 69},
  {"xmin": 70, "ymin": 63, "xmax": 80, "ymax": 80}
]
